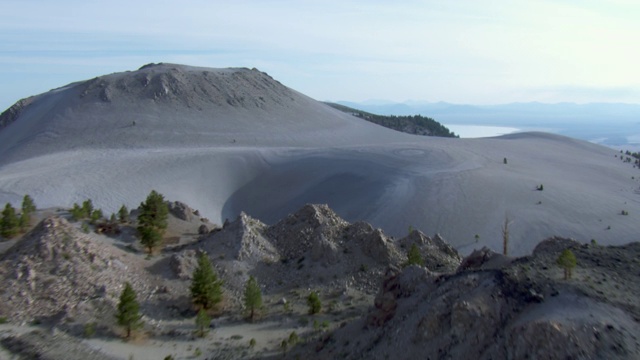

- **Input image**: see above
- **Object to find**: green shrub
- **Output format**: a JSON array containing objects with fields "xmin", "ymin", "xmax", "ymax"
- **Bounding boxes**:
[
  {"xmin": 307, "ymin": 292, "xmax": 321, "ymax": 315},
  {"xmin": 83, "ymin": 322, "xmax": 97, "ymax": 338},
  {"xmin": 405, "ymin": 243, "xmax": 424, "ymax": 267},
  {"xmin": 288, "ymin": 331, "xmax": 299, "ymax": 345},
  {"xmin": 557, "ymin": 249, "xmax": 577, "ymax": 280}
]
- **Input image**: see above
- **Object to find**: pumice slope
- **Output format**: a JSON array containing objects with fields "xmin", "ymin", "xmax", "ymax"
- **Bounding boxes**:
[{"xmin": 0, "ymin": 64, "xmax": 638, "ymax": 255}]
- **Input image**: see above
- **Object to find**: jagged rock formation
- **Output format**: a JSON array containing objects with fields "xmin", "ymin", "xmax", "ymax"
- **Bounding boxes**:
[
  {"xmin": 167, "ymin": 201, "xmax": 195, "ymax": 222},
  {"xmin": 0, "ymin": 201, "xmax": 638, "ymax": 359},
  {"xmin": 0, "ymin": 217, "xmax": 171, "ymax": 323},
  {"xmin": 169, "ymin": 204, "xmax": 442, "ymax": 299},
  {"xmin": 398, "ymin": 231, "xmax": 461, "ymax": 272},
  {"xmin": 307, "ymin": 237, "xmax": 640, "ymax": 359},
  {"xmin": 266, "ymin": 204, "xmax": 349, "ymax": 260}
]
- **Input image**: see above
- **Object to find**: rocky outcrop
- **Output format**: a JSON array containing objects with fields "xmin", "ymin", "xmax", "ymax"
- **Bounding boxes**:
[
  {"xmin": 200, "ymin": 211, "xmax": 279, "ymax": 265},
  {"xmin": 169, "ymin": 249, "xmax": 199, "ymax": 280},
  {"xmin": 309, "ymin": 239, "xmax": 640, "ymax": 360},
  {"xmin": 0, "ymin": 217, "xmax": 159, "ymax": 322},
  {"xmin": 399, "ymin": 231, "xmax": 461, "ymax": 272},
  {"xmin": 168, "ymin": 201, "xmax": 194, "ymax": 221},
  {"xmin": 346, "ymin": 222, "xmax": 401, "ymax": 264},
  {"xmin": 458, "ymin": 246, "xmax": 512, "ymax": 271},
  {"xmin": 0, "ymin": 97, "xmax": 34, "ymax": 131},
  {"xmin": 532, "ymin": 236, "xmax": 581, "ymax": 256},
  {"xmin": 266, "ymin": 204, "xmax": 348, "ymax": 260},
  {"xmin": 368, "ymin": 266, "xmax": 433, "ymax": 327}
]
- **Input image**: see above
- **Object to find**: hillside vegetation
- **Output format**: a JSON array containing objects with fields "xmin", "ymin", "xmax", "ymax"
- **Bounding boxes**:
[{"xmin": 325, "ymin": 102, "xmax": 458, "ymax": 138}]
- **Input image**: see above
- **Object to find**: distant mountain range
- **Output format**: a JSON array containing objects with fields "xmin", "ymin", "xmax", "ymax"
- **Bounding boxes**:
[{"xmin": 336, "ymin": 100, "xmax": 640, "ymax": 148}]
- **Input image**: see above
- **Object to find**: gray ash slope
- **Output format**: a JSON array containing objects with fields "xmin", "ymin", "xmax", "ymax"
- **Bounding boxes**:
[
  {"xmin": 0, "ymin": 63, "xmax": 403, "ymax": 163},
  {"xmin": 0, "ymin": 64, "xmax": 639, "ymax": 254}
]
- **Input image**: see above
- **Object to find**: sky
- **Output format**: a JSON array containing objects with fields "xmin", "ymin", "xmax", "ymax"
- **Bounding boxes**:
[{"xmin": 1, "ymin": 0, "xmax": 639, "ymax": 111}]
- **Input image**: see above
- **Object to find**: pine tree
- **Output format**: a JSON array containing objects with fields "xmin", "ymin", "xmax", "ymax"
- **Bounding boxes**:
[
  {"xmin": 243, "ymin": 276, "xmax": 262, "ymax": 322},
  {"xmin": 21, "ymin": 195, "xmax": 36, "ymax": 214},
  {"xmin": 405, "ymin": 243, "xmax": 424, "ymax": 266},
  {"xmin": 20, "ymin": 195, "xmax": 36, "ymax": 231},
  {"xmin": 19, "ymin": 212, "xmax": 30, "ymax": 232},
  {"xmin": 90, "ymin": 208, "xmax": 103, "ymax": 224},
  {"xmin": 556, "ymin": 249, "xmax": 577, "ymax": 280},
  {"xmin": 307, "ymin": 291, "xmax": 321, "ymax": 315},
  {"xmin": 137, "ymin": 190, "xmax": 168, "ymax": 254},
  {"xmin": 70, "ymin": 203, "xmax": 84, "ymax": 221},
  {"xmin": 190, "ymin": 252, "xmax": 223, "ymax": 310},
  {"xmin": 115, "ymin": 282, "xmax": 143, "ymax": 338},
  {"xmin": 82, "ymin": 199, "xmax": 94, "ymax": 218},
  {"xmin": 118, "ymin": 204, "xmax": 129, "ymax": 223},
  {"xmin": 1, "ymin": 203, "xmax": 19, "ymax": 239},
  {"xmin": 195, "ymin": 309, "xmax": 211, "ymax": 338}
]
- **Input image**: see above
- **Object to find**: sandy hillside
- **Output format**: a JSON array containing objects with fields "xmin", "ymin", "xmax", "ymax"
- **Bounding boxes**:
[{"xmin": 0, "ymin": 64, "xmax": 639, "ymax": 255}]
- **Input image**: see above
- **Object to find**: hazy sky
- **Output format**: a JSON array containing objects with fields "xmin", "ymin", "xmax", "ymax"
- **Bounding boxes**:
[{"xmin": 1, "ymin": 0, "xmax": 639, "ymax": 110}]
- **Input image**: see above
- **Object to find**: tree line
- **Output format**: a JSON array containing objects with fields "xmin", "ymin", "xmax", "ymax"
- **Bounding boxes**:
[{"xmin": 325, "ymin": 102, "xmax": 458, "ymax": 138}]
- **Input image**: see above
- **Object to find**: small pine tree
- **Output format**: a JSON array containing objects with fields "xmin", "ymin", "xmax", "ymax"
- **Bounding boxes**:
[
  {"xmin": 405, "ymin": 243, "xmax": 424, "ymax": 266},
  {"xmin": 19, "ymin": 195, "xmax": 36, "ymax": 231},
  {"xmin": 190, "ymin": 252, "xmax": 223, "ymax": 310},
  {"xmin": 22, "ymin": 195, "xmax": 36, "ymax": 214},
  {"xmin": 288, "ymin": 331, "xmax": 299, "ymax": 345},
  {"xmin": 307, "ymin": 291, "xmax": 321, "ymax": 315},
  {"xmin": 70, "ymin": 203, "xmax": 84, "ymax": 221},
  {"xmin": 556, "ymin": 249, "xmax": 577, "ymax": 280},
  {"xmin": 115, "ymin": 282, "xmax": 143, "ymax": 338},
  {"xmin": 82, "ymin": 199, "xmax": 94, "ymax": 218},
  {"xmin": 137, "ymin": 190, "xmax": 168, "ymax": 254},
  {"xmin": 195, "ymin": 309, "xmax": 211, "ymax": 338},
  {"xmin": 90, "ymin": 209, "xmax": 103, "ymax": 224},
  {"xmin": 110, "ymin": 213, "xmax": 117, "ymax": 224},
  {"xmin": 1, "ymin": 203, "xmax": 19, "ymax": 239},
  {"xmin": 244, "ymin": 276, "xmax": 263, "ymax": 322},
  {"xmin": 19, "ymin": 212, "xmax": 30, "ymax": 232},
  {"xmin": 118, "ymin": 205, "xmax": 129, "ymax": 223}
]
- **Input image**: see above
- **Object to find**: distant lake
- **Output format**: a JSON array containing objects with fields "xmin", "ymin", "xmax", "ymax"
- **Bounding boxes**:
[{"xmin": 445, "ymin": 124, "xmax": 520, "ymax": 138}]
